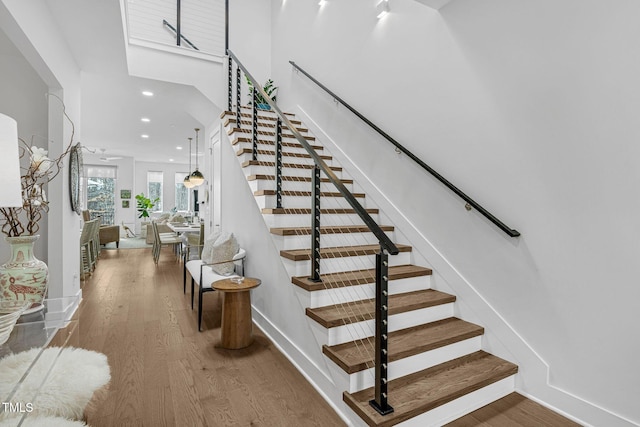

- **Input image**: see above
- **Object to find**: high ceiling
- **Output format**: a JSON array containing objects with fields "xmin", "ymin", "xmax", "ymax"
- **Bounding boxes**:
[{"xmin": 40, "ymin": 0, "xmax": 217, "ymax": 165}]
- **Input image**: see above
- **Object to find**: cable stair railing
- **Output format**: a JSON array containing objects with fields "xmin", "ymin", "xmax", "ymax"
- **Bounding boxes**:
[
  {"xmin": 227, "ymin": 49, "xmax": 398, "ymax": 416},
  {"xmin": 224, "ymin": 52, "xmax": 520, "ymax": 425}
]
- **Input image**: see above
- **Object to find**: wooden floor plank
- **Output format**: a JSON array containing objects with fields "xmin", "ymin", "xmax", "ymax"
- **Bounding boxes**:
[
  {"xmin": 445, "ymin": 392, "xmax": 582, "ymax": 427},
  {"xmin": 81, "ymin": 248, "xmax": 345, "ymax": 426}
]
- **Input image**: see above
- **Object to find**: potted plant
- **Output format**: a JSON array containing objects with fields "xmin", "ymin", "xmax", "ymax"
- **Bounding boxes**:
[
  {"xmin": 135, "ymin": 193, "xmax": 159, "ymax": 218},
  {"xmin": 246, "ymin": 77, "xmax": 278, "ymax": 110},
  {"xmin": 135, "ymin": 193, "xmax": 159, "ymax": 238}
]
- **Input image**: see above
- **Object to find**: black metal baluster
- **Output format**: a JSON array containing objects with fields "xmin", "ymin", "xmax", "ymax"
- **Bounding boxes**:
[
  {"xmin": 227, "ymin": 56, "xmax": 232, "ymax": 112},
  {"xmin": 176, "ymin": 0, "xmax": 181, "ymax": 46},
  {"xmin": 310, "ymin": 165, "xmax": 321, "ymax": 282},
  {"xmin": 252, "ymin": 90, "xmax": 258, "ymax": 160},
  {"xmin": 235, "ymin": 67, "xmax": 241, "ymax": 131},
  {"xmin": 370, "ymin": 247, "xmax": 394, "ymax": 415},
  {"xmin": 275, "ymin": 118, "xmax": 283, "ymax": 209}
]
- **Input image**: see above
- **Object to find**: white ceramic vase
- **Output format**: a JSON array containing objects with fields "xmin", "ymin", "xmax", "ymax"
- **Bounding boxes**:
[{"xmin": 0, "ymin": 235, "xmax": 48, "ymax": 311}]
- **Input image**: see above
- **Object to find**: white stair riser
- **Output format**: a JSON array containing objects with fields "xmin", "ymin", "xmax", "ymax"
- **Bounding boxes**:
[
  {"xmin": 263, "ymin": 212, "xmax": 376, "ymax": 228},
  {"xmin": 227, "ymin": 120, "xmax": 308, "ymax": 132},
  {"xmin": 237, "ymin": 152, "xmax": 331, "ymax": 166},
  {"xmin": 340, "ymin": 336, "xmax": 483, "ymax": 393},
  {"xmin": 248, "ymin": 179, "xmax": 353, "ymax": 193},
  {"xmin": 230, "ymin": 132, "xmax": 316, "ymax": 145},
  {"xmin": 294, "ymin": 275, "xmax": 430, "ymax": 309},
  {"xmin": 340, "ymin": 374, "xmax": 515, "ymax": 427},
  {"xmin": 270, "ymin": 230, "xmax": 395, "ymax": 250},
  {"xmin": 281, "ymin": 250, "xmax": 410, "ymax": 276},
  {"xmin": 255, "ymin": 195, "xmax": 366, "ymax": 210},
  {"xmin": 234, "ymin": 140, "xmax": 324, "ymax": 155},
  {"xmin": 324, "ymin": 303, "xmax": 455, "ymax": 346},
  {"xmin": 242, "ymin": 164, "xmax": 343, "ymax": 179}
]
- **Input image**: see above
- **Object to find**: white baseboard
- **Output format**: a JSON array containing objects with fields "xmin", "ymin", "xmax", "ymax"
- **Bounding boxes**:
[
  {"xmin": 294, "ymin": 106, "xmax": 636, "ymax": 427},
  {"xmin": 251, "ymin": 305, "xmax": 356, "ymax": 426}
]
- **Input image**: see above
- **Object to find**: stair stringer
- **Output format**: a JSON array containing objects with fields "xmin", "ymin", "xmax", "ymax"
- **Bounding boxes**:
[
  {"xmin": 222, "ymin": 113, "xmax": 520, "ymax": 426},
  {"xmin": 218, "ymin": 121, "xmax": 354, "ymax": 425},
  {"xmin": 293, "ymin": 106, "xmax": 599, "ymax": 424}
]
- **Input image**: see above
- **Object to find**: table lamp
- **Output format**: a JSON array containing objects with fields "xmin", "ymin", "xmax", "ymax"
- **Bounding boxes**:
[{"xmin": 0, "ymin": 113, "xmax": 22, "ymax": 207}]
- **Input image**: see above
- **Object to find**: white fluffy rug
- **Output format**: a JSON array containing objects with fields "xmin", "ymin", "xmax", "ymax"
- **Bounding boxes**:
[
  {"xmin": 0, "ymin": 347, "xmax": 110, "ymax": 423},
  {"xmin": 0, "ymin": 415, "xmax": 87, "ymax": 426}
]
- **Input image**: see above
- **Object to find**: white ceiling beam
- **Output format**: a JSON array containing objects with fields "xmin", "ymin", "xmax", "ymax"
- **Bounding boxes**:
[{"xmin": 414, "ymin": 0, "xmax": 453, "ymax": 10}]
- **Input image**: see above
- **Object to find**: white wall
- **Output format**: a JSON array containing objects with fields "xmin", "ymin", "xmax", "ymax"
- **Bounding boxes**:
[
  {"xmin": 269, "ymin": 0, "xmax": 640, "ymax": 425},
  {"xmin": 0, "ymin": 29, "xmax": 48, "ymax": 263},
  {"xmin": 1, "ymin": 0, "xmax": 82, "ymax": 299}
]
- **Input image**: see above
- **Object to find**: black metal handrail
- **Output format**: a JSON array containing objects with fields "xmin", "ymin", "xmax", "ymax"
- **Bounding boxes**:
[
  {"xmin": 162, "ymin": 19, "xmax": 199, "ymax": 50},
  {"xmin": 229, "ymin": 50, "xmax": 399, "ymax": 254},
  {"xmin": 289, "ymin": 61, "xmax": 520, "ymax": 238}
]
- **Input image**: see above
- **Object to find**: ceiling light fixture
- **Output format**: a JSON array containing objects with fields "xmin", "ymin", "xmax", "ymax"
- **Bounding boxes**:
[
  {"xmin": 318, "ymin": 0, "xmax": 327, "ymax": 5},
  {"xmin": 142, "ymin": 91, "xmax": 154, "ymax": 97},
  {"xmin": 376, "ymin": 0, "xmax": 389, "ymax": 18},
  {"xmin": 141, "ymin": 117, "xmax": 150, "ymax": 122},
  {"xmin": 189, "ymin": 128, "xmax": 205, "ymax": 187},
  {"xmin": 176, "ymin": 146, "xmax": 183, "ymax": 150},
  {"xmin": 141, "ymin": 134, "xmax": 149, "ymax": 139},
  {"xmin": 183, "ymin": 137, "xmax": 195, "ymax": 189}
]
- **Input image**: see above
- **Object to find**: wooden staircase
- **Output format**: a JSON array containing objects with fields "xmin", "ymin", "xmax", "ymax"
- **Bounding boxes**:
[{"xmin": 223, "ymin": 108, "xmax": 519, "ymax": 426}]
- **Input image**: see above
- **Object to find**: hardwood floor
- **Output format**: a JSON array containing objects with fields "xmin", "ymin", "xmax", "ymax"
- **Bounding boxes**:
[
  {"xmin": 445, "ymin": 393, "xmax": 582, "ymax": 426},
  {"xmin": 78, "ymin": 247, "xmax": 346, "ymax": 427},
  {"xmin": 73, "ymin": 247, "xmax": 580, "ymax": 427}
]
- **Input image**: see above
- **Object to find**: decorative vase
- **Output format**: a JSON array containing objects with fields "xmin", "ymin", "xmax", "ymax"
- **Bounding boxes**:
[{"xmin": 0, "ymin": 235, "xmax": 48, "ymax": 313}]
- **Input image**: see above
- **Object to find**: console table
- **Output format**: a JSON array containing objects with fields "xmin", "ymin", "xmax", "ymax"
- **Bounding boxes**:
[{"xmin": 212, "ymin": 277, "xmax": 261, "ymax": 349}]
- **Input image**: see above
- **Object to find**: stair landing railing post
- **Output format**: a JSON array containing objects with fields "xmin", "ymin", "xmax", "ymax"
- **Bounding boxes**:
[
  {"xmin": 227, "ymin": 56, "xmax": 232, "ymax": 112},
  {"xmin": 275, "ymin": 118, "xmax": 283, "ymax": 209},
  {"xmin": 370, "ymin": 246, "xmax": 394, "ymax": 416},
  {"xmin": 235, "ymin": 67, "xmax": 241, "ymax": 131},
  {"xmin": 310, "ymin": 165, "xmax": 322, "ymax": 282},
  {"xmin": 252, "ymin": 91, "xmax": 258, "ymax": 160}
]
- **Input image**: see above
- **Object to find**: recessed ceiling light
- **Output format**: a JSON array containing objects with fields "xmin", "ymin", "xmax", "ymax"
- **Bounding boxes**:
[
  {"xmin": 142, "ymin": 91, "xmax": 154, "ymax": 97},
  {"xmin": 141, "ymin": 134, "xmax": 149, "ymax": 138},
  {"xmin": 141, "ymin": 117, "xmax": 150, "ymax": 122},
  {"xmin": 176, "ymin": 146, "xmax": 183, "ymax": 150},
  {"xmin": 169, "ymin": 159, "xmax": 174, "ymax": 162}
]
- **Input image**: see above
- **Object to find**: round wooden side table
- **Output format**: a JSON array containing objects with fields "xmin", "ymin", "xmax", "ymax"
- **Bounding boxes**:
[{"xmin": 212, "ymin": 277, "xmax": 261, "ymax": 349}]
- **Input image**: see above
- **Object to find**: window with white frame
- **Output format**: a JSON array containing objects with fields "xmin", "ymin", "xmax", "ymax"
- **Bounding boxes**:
[
  {"xmin": 147, "ymin": 171, "xmax": 163, "ymax": 212},
  {"xmin": 175, "ymin": 172, "xmax": 190, "ymax": 212},
  {"xmin": 84, "ymin": 165, "xmax": 117, "ymax": 225}
]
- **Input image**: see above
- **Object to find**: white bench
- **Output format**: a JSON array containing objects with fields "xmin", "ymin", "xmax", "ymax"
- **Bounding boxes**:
[{"xmin": 185, "ymin": 248, "xmax": 246, "ymax": 331}]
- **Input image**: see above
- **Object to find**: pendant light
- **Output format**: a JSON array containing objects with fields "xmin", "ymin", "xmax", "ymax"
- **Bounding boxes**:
[
  {"xmin": 190, "ymin": 128, "xmax": 205, "ymax": 186},
  {"xmin": 183, "ymin": 137, "xmax": 195, "ymax": 188}
]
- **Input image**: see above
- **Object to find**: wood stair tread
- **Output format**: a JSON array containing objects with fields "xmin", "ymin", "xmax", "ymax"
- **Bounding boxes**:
[
  {"xmin": 254, "ymin": 189, "xmax": 365, "ymax": 198},
  {"xmin": 343, "ymin": 351, "xmax": 518, "ymax": 427},
  {"xmin": 242, "ymin": 160, "xmax": 342, "ymax": 172},
  {"xmin": 292, "ymin": 264, "xmax": 432, "ymax": 291},
  {"xmin": 249, "ymin": 175, "xmax": 353, "ymax": 184},
  {"xmin": 266, "ymin": 208, "xmax": 379, "ymax": 218},
  {"xmin": 226, "ymin": 114, "xmax": 302, "ymax": 125},
  {"xmin": 281, "ymin": 242, "xmax": 404, "ymax": 261},
  {"xmin": 306, "ymin": 288, "xmax": 454, "ymax": 328},
  {"xmin": 222, "ymin": 109, "xmax": 296, "ymax": 119},
  {"xmin": 444, "ymin": 392, "xmax": 582, "ymax": 427},
  {"xmin": 271, "ymin": 224, "xmax": 393, "ymax": 236},
  {"xmin": 236, "ymin": 148, "xmax": 332, "ymax": 160},
  {"xmin": 228, "ymin": 127, "xmax": 317, "ymax": 141},
  {"xmin": 323, "ymin": 317, "xmax": 483, "ymax": 374},
  {"xmin": 224, "ymin": 117, "xmax": 308, "ymax": 132},
  {"xmin": 232, "ymin": 136, "xmax": 323, "ymax": 150}
]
